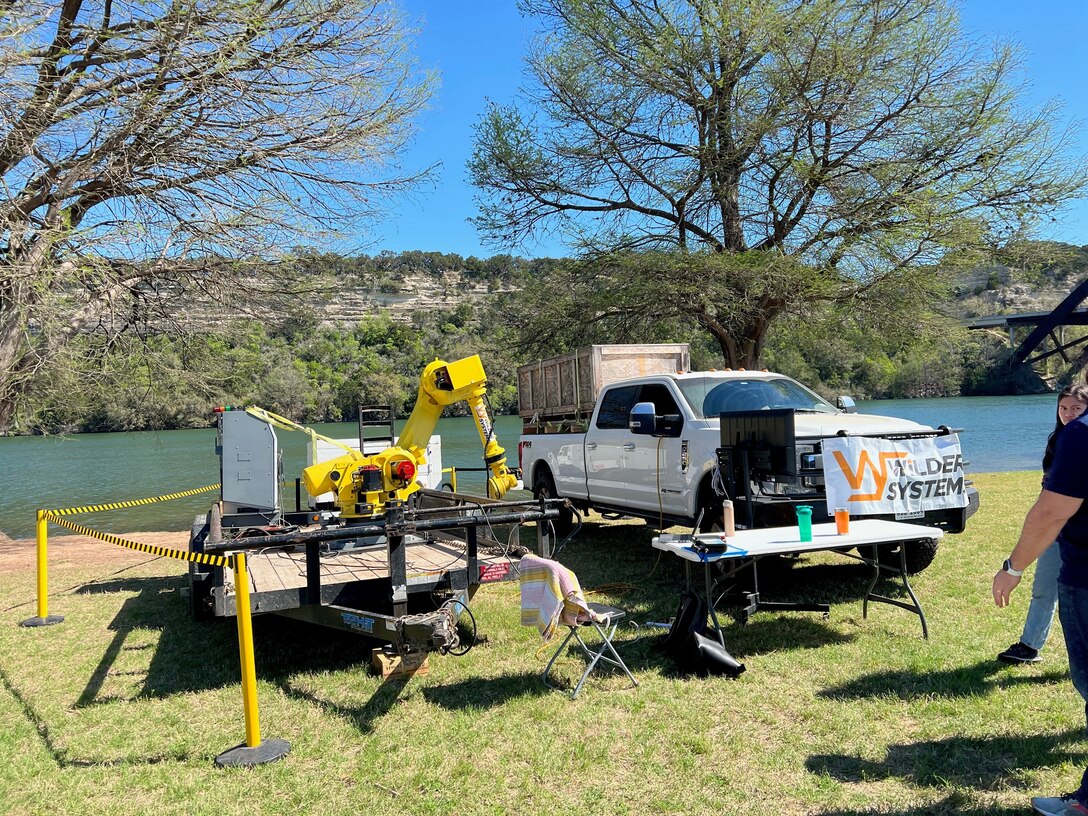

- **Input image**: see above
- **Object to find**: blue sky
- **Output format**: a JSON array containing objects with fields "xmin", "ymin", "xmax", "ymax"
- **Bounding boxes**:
[{"xmin": 364, "ymin": 0, "xmax": 1088, "ymax": 260}]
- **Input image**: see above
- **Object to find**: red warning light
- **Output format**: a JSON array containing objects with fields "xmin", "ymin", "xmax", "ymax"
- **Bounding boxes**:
[{"xmin": 392, "ymin": 460, "xmax": 416, "ymax": 482}]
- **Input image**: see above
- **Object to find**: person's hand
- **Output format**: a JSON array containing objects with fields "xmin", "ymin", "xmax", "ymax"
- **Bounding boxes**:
[{"xmin": 993, "ymin": 569, "xmax": 1022, "ymax": 607}]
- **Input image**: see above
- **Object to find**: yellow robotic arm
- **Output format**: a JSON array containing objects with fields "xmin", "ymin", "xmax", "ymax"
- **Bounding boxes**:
[
  {"xmin": 300, "ymin": 354, "xmax": 518, "ymax": 521},
  {"xmin": 398, "ymin": 355, "xmax": 519, "ymax": 500}
]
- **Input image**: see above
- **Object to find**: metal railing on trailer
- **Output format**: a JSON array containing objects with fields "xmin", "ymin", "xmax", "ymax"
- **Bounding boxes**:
[{"xmin": 189, "ymin": 492, "xmax": 562, "ymax": 655}]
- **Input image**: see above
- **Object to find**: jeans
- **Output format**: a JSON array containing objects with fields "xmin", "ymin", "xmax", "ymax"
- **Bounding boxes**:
[
  {"xmin": 1057, "ymin": 582, "xmax": 1088, "ymax": 802},
  {"xmin": 1021, "ymin": 542, "xmax": 1061, "ymax": 651}
]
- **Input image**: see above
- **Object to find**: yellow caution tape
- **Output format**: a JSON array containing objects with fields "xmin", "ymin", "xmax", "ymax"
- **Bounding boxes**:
[
  {"xmin": 45, "ymin": 484, "xmax": 221, "ymax": 517},
  {"xmin": 44, "ymin": 514, "xmax": 233, "ymax": 569}
]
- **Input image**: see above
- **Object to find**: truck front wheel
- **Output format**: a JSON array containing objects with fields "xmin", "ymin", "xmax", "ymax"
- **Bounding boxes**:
[
  {"xmin": 533, "ymin": 468, "xmax": 574, "ymax": 537},
  {"xmin": 696, "ymin": 480, "xmax": 724, "ymax": 533},
  {"xmin": 873, "ymin": 538, "xmax": 940, "ymax": 575}
]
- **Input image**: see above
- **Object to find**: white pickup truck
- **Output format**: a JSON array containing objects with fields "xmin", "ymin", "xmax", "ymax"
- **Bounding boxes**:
[{"xmin": 518, "ymin": 368, "xmax": 978, "ymax": 573}]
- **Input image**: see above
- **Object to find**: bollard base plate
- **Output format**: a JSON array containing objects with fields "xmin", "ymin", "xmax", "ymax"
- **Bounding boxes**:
[
  {"xmin": 215, "ymin": 738, "xmax": 290, "ymax": 767},
  {"xmin": 20, "ymin": 615, "xmax": 64, "ymax": 628}
]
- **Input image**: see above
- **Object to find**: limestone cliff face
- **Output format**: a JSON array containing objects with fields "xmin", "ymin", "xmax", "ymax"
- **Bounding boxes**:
[
  {"xmin": 311, "ymin": 270, "xmax": 517, "ymax": 326},
  {"xmin": 170, "ymin": 267, "xmax": 520, "ymax": 330},
  {"xmin": 168, "ymin": 248, "xmax": 1087, "ymax": 331}
]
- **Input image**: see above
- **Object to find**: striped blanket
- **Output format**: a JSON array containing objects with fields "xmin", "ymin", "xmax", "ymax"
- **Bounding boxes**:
[{"xmin": 519, "ymin": 555, "xmax": 597, "ymax": 640}]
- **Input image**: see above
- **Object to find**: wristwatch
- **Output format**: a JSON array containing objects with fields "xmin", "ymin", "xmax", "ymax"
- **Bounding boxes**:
[{"xmin": 1002, "ymin": 558, "xmax": 1024, "ymax": 578}]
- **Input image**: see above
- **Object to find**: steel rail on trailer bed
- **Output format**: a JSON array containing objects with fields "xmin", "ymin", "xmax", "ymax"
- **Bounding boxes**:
[{"xmin": 188, "ymin": 490, "xmax": 562, "ymax": 655}]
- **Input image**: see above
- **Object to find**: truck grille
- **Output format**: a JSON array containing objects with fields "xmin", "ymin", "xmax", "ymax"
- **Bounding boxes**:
[{"xmin": 796, "ymin": 443, "xmax": 824, "ymax": 489}]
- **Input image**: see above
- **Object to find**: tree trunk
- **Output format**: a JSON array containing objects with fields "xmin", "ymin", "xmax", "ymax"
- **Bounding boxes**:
[
  {"xmin": 0, "ymin": 283, "xmax": 30, "ymax": 431},
  {"xmin": 704, "ymin": 310, "xmax": 775, "ymax": 371},
  {"xmin": 0, "ymin": 392, "xmax": 15, "ymax": 430}
]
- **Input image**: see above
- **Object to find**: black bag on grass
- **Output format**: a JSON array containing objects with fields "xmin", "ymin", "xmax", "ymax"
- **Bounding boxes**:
[
  {"xmin": 661, "ymin": 590, "xmax": 746, "ymax": 678},
  {"xmin": 685, "ymin": 632, "xmax": 746, "ymax": 678},
  {"xmin": 659, "ymin": 590, "xmax": 707, "ymax": 657}
]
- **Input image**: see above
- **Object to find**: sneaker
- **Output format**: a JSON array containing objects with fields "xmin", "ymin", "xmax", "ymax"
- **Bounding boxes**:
[
  {"xmin": 998, "ymin": 641, "xmax": 1042, "ymax": 664},
  {"xmin": 1032, "ymin": 793, "xmax": 1088, "ymax": 815}
]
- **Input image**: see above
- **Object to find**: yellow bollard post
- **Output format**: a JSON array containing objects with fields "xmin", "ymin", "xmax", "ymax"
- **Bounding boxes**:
[
  {"xmin": 20, "ymin": 510, "xmax": 64, "ymax": 628},
  {"xmin": 235, "ymin": 552, "xmax": 261, "ymax": 747},
  {"xmin": 214, "ymin": 552, "xmax": 289, "ymax": 767}
]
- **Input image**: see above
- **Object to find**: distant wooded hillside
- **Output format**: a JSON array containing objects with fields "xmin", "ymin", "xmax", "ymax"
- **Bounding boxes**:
[{"xmin": 10, "ymin": 243, "xmax": 1087, "ymax": 434}]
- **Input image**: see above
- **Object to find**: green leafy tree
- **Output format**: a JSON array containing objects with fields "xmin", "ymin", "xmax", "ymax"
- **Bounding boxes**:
[
  {"xmin": 0, "ymin": 0, "xmax": 434, "ymax": 430},
  {"xmin": 471, "ymin": 0, "xmax": 1087, "ymax": 367}
]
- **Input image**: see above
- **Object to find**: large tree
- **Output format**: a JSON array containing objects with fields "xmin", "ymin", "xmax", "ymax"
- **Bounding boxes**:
[
  {"xmin": 471, "ymin": 0, "xmax": 1087, "ymax": 367},
  {"xmin": 0, "ymin": 0, "xmax": 433, "ymax": 430}
]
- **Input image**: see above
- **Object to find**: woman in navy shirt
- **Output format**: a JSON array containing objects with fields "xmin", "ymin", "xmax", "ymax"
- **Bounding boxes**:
[
  {"xmin": 994, "ymin": 410, "xmax": 1088, "ymax": 816},
  {"xmin": 998, "ymin": 385, "xmax": 1088, "ymax": 664}
]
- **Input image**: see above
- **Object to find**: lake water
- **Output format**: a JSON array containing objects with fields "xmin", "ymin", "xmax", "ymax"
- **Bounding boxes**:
[{"xmin": 0, "ymin": 394, "xmax": 1058, "ymax": 539}]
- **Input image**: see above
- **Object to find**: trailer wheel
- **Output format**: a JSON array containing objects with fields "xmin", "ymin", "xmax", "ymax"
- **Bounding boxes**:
[
  {"xmin": 873, "ymin": 538, "xmax": 940, "ymax": 575},
  {"xmin": 533, "ymin": 468, "xmax": 574, "ymax": 537}
]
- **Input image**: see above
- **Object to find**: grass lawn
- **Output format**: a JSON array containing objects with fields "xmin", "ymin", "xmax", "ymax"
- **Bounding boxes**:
[{"xmin": 0, "ymin": 470, "xmax": 1082, "ymax": 815}]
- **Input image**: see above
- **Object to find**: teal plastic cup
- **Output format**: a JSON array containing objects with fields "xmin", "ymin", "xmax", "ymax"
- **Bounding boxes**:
[{"xmin": 796, "ymin": 505, "xmax": 813, "ymax": 542}]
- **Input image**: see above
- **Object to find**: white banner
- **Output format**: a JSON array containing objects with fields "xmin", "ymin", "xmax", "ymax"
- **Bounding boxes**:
[{"xmin": 821, "ymin": 435, "xmax": 968, "ymax": 516}]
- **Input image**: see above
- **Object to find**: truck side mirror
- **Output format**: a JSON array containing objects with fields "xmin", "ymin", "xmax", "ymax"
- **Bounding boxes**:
[
  {"xmin": 630, "ymin": 402, "xmax": 683, "ymax": 437},
  {"xmin": 629, "ymin": 402, "xmax": 657, "ymax": 435},
  {"xmin": 836, "ymin": 396, "xmax": 857, "ymax": 414},
  {"xmin": 656, "ymin": 414, "xmax": 682, "ymax": 437}
]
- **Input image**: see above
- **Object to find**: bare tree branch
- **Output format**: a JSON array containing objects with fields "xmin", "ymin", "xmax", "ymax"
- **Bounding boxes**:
[{"xmin": 0, "ymin": 0, "xmax": 435, "ymax": 428}]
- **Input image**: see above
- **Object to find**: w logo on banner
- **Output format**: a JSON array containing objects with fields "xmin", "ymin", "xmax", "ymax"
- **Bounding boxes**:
[{"xmin": 831, "ymin": 449, "xmax": 908, "ymax": 501}]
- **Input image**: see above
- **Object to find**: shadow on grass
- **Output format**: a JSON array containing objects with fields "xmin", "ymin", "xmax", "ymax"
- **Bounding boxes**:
[
  {"xmin": 814, "ymin": 791, "xmax": 1035, "ymax": 815},
  {"xmin": 0, "ymin": 664, "xmax": 191, "ymax": 768},
  {"xmin": 211, "ymin": 615, "xmax": 548, "ymax": 735},
  {"xmin": 73, "ymin": 574, "xmax": 239, "ymax": 705},
  {"xmin": 59, "ymin": 571, "xmax": 578, "ymax": 739},
  {"xmin": 3, "ymin": 573, "xmax": 241, "ymax": 767},
  {"xmin": 16, "ymin": 575, "xmax": 421, "ymax": 764},
  {"xmin": 421, "ymin": 671, "xmax": 550, "ymax": 710},
  {"xmin": 278, "ymin": 674, "xmax": 412, "ymax": 735},
  {"xmin": 56, "ymin": 535, "xmax": 933, "ymax": 710},
  {"xmin": 251, "ymin": 614, "xmax": 376, "ymax": 678},
  {"xmin": 8, "ymin": 533, "xmax": 867, "ymax": 766},
  {"xmin": 533, "ymin": 528, "xmax": 881, "ymax": 676},
  {"xmin": 819, "ymin": 659, "xmax": 1068, "ymax": 702},
  {"xmin": 717, "ymin": 616, "xmax": 855, "ymax": 657},
  {"xmin": 807, "ymin": 728, "xmax": 1087, "ymax": 791},
  {"xmin": 70, "ymin": 575, "xmax": 391, "ymax": 707}
]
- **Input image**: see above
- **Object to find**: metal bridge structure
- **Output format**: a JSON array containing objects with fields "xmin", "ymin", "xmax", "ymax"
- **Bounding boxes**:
[{"xmin": 964, "ymin": 278, "xmax": 1088, "ymax": 378}]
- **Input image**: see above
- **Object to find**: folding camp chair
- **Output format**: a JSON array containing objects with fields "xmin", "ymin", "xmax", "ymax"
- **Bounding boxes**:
[
  {"xmin": 518, "ymin": 554, "xmax": 637, "ymax": 699},
  {"xmin": 542, "ymin": 600, "xmax": 639, "ymax": 699}
]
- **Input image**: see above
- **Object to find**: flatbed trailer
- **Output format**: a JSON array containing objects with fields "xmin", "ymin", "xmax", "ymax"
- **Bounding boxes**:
[{"xmin": 188, "ymin": 489, "xmax": 558, "ymax": 654}]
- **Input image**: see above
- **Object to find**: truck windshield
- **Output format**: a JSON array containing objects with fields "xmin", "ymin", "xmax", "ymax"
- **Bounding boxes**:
[{"xmin": 676, "ymin": 376, "xmax": 840, "ymax": 419}]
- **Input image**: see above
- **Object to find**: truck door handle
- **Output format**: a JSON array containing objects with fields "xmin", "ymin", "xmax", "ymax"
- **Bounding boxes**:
[
  {"xmin": 623, "ymin": 443, "xmax": 637, "ymax": 451},
  {"xmin": 586, "ymin": 442, "xmax": 597, "ymax": 450}
]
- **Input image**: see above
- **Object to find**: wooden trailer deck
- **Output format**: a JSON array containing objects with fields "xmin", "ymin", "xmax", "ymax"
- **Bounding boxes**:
[
  {"xmin": 242, "ymin": 535, "xmax": 522, "ymax": 596},
  {"xmin": 196, "ymin": 489, "xmax": 552, "ymax": 632}
]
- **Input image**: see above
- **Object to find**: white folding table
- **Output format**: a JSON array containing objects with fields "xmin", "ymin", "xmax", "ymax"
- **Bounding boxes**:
[{"xmin": 652, "ymin": 519, "xmax": 945, "ymax": 641}]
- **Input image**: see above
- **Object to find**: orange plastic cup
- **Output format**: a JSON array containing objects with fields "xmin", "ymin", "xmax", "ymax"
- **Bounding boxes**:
[{"xmin": 835, "ymin": 507, "xmax": 850, "ymax": 535}]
